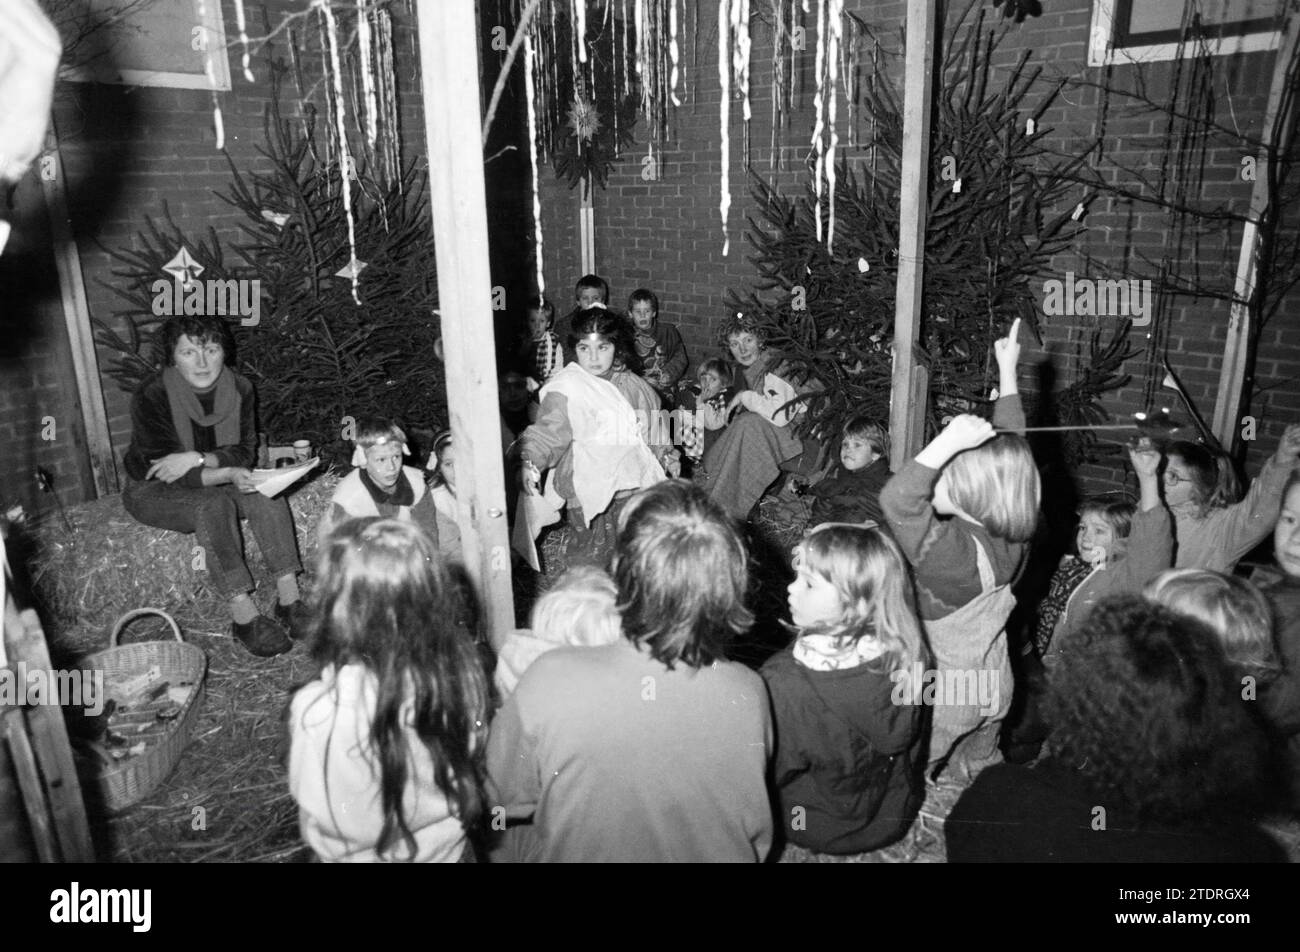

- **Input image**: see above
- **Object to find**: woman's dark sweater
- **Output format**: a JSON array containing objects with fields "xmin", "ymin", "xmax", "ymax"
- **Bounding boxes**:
[{"xmin": 123, "ymin": 371, "xmax": 257, "ymax": 487}]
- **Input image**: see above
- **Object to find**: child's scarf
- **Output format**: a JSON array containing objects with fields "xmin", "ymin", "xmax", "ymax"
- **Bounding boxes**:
[
  {"xmin": 793, "ymin": 631, "xmax": 885, "ymax": 672},
  {"xmin": 542, "ymin": 363, "xmax": 665, "ymax": 525},
  {"xmin": 162, "ymin": 366, "xmax": 241, "ymax": 451},
  {"xmin": 358, "ymin": 468, "xmax": 415, "ymax": 508}
]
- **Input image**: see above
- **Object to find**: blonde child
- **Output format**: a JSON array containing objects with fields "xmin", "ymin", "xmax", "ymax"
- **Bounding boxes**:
[
  {"xmin": 519, "ymin": 309, "xmax": 679, "ymax": 569},
  {"xmin": 521, "ymin": 296, "xmax": 563, "ymax": 392},
  {"xmin": 288, "ymin": 518, "xmax": 490, "ymax": 862},
  {"xmin": 880, "ymin": 318, "xmax": 1038, "ymax": 787},
  {"xmin": 1036, "ymin": 444, "xmax": 1171, "ymax": 668},
  {"xmin": 494, "ymin": 566, "xmax": 621, "ymax": 698},
  {"xmin": 321, "ymin": 419, "xmax": 439, "ymax": 549},
  {"xmin": 425, "ymin": 430, "xmax": 462, "ymax": 562},
  {"xmin": 762, "ymin": 524, "xmax": 926, "ymax": 859},
  {"xmin": 1146, "ymin": 567, "xmax": 1299, "ymax": 808}
]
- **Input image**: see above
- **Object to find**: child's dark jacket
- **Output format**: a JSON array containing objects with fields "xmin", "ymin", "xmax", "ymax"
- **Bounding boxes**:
[
  {"xmin": 760, "ymin": 648, "xmax": 923, "ymax": 854},
  {"xmin": 809, "ymin": 458, "xmax": 892, "ymax": 526}
]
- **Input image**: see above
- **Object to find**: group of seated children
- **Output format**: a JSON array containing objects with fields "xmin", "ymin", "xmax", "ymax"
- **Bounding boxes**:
[{"xmin": 286, "ymin": 299, "xmax": 1300, "ymax": 862}]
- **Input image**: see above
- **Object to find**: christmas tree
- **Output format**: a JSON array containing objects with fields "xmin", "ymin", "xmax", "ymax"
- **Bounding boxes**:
[{"xmin": 98, "ymin": 65, "xmax": 444, "ymax": 462}]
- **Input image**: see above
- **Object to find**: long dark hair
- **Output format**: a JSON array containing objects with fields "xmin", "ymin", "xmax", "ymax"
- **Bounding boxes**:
[{"xmin": 307, "ymin": 517, "xmax": 490, "ymax": 859}]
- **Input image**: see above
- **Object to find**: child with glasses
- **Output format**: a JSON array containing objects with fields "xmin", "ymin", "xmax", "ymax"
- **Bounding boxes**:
[{"xmin": 1161, "ymin": 426, "xmax": 1300, "ymax": 572}]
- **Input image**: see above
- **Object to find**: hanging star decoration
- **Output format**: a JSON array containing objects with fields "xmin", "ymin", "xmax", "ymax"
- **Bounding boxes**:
[
  {"xmin": 566, "ymin": 93, "xmax": 602, "ymax": 145},
  {"xmin": 335, "ymin": 258, "xmax": 368, "ymax": 280},
  {"xmin": 163, "ymin": 247, "xmax": 204, "ymax": 287}
]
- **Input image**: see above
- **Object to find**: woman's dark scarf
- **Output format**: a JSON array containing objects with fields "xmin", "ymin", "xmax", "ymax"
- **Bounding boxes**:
[{"xmin": 162, "ymin": 365, "xmax": 241, "ymax": 451}]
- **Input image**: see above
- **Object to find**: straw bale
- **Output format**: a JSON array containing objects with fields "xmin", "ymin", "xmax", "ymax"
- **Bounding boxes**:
[{"xmin": 30, "ymin": 473, "xmax": 341, "ymax": 628}]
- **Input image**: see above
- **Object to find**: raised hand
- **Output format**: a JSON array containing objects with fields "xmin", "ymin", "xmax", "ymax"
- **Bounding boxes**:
[
  {"xmin": 1129, "ymin": 441, "xmax": 1161, "ymax": 479},
  {"xmin": 937, "ymin": 414, "xmax": 997, "ymax": 455},
  {"xmin": 993, "ymin": 317, "xmax": 1022, "ymax": 371},
  {"xmin": 1277, "ymin": 424, "xmax": 1300, "ymax": 465}
]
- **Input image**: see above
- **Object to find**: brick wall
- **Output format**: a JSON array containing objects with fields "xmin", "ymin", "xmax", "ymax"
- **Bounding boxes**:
[{"xmin": 533, "ymin": 0, "xmax": 1299, "ymax": 498}]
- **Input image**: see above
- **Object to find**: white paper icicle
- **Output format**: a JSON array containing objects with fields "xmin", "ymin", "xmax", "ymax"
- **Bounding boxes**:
[
  {"xmin": 319, "ymin": 0, "xmax": 362, "ymax": 305},
  {"xmin": 718, "ymin": 0, "xmax": 731, "ymax": 255},
  {"xmin": 669, "ymin": 0, "xmax": 681, "ymax": 107},
  {"xmin": 811, "ymin": 0, "xmax": 826, "ymax": 241},
  {"xmin": 232, "ymin": 0, "xmax": 255, "ymax": 83},
  {"xmin": 826, "ymin": 0, "xmax": 842, "ymax": 254},
  {"xmin": 196, "ymin": 0, "xmax": 224, "ymax": 149},
  {"xmin": 525, "ymin": 32, "xmax": 545, "ymax": 294},
  {"xmin": 357, "ymin": 0, "xmax": 379, "ymax": 148},
  {"xmin": 574, "ymin": 0, "xmax": 587, "ymax": 63}
]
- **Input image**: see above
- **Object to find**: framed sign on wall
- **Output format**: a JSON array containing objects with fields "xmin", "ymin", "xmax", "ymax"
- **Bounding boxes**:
[
  {"xmin": 63, "ymin": 0, "xmax": 231, "ymax": 90},
  {"xmin": 1089, "ymin": 0, "xmax": 1287, "ymax": 66}
]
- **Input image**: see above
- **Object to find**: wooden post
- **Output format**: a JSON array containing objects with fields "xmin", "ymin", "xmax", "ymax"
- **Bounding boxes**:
[
  {"xmin": 1212, "ymin": 10, "xmax": 1300, "ymax": 450},
  {"xmin": 415, "ymin": 0, "xmax": 515, "ymax": 647},
  {"xmin": 889, "ymin": 0, "xmax": 937, "ymax": 471},
  {"xmin": 42, "ymin": 119, "xmax": 119, "ymax": 497}
]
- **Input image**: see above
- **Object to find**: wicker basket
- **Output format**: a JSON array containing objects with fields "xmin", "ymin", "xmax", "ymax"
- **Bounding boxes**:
[{"xmin": 81, "ymin": 608, "xmax": 208, "ymax": 812}]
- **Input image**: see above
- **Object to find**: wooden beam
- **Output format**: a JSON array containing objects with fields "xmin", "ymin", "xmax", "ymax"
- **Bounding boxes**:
[
  {"xmin": 42, "ymin": 118, "xmax": 119, "ymax": 497},
  {"xmin": 1212, "ymin": 7, "xmax": 1300, "ymax": 449},
  {"xmin": 415, "ymin": 0, "xmax": 515, "ymax": 648},
  {"xmin": 889, "ymin": 0, "xmax": 937, "ymax": 471}
]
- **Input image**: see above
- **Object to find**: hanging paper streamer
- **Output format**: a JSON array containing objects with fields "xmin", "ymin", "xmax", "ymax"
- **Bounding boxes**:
[
  {"xmin": 811, "ymin": 0, "xmax": 826, "ymax": 241},
  {"xmin": 669, "ymin": 0, "xmax": 681, "ymax": 107},
  {"xmin": 718, "ymin": 0, "xmax": 731, "ymax": 256},
  {"xmin": 574, "ymin": 0, "xmax": 587, "ymax": 63},
  {"xmin": 826, "ymin": 0, "xmax": 842, "ymax": 254},
  {"xmin": 232, "ymin": 0, "xmax": 254, "ymax": 83},
  {"xmin": 356, "ymin": 0, "xmax": 379, "ymax": 149},
  {"xmin": 195, "ymin": 0, "xmax": 223, "ymax": 149},
  {"xmin": 525, "ymin": 30, "xmax": 545, "ymax": 294},
  {"xmin": 732, "ymin": 0, "xmax": 751, "ymax": 123},
  {"xmin": 318, "ymin": 0, "xmax": 362, "ymax": 306}
]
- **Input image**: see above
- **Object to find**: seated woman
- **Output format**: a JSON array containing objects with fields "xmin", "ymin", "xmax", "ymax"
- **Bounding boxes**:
[
  {"xmin": 697, "ymin": 313, "xmax": 812, "ymax": 521},
  {"xmin": 486, "ymin": 480, "xmax": 773, "ymax": 862},
  {"xmin": 945, "ymin": 596, "xmax": 1284, "ymax": 862},
  {"xmin": 122, "ymin": 314, "xmax": 304, "ymax": 657}
]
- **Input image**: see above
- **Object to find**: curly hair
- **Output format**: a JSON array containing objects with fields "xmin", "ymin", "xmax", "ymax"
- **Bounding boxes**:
[
  {"xmin": 1046, "ymin": 595, "xmax": 1269, "ymax": 823},
  {"xmin": 157, "ymin": 313, "xmax": 236, "ymax": 366},
  {"xmin": 716, "ymin": 312, "xmax": 769, "ymax": 349}
]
